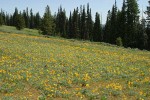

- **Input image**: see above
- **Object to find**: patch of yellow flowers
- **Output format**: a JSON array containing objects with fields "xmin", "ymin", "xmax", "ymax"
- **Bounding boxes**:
[{"xmin": 0, "ymin": 32, "xmax": 150, "ymax": 99}]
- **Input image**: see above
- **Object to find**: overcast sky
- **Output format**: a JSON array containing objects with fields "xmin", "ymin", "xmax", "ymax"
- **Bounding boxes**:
[{"xmin": 0, "ymin": 0, "xmax": 148, "ymax": 24}]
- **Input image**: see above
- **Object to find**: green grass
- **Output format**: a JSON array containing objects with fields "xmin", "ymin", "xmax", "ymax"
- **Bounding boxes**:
[
  {"xmin": 0, "ymin": 25, "xmax": 41, "ymax": 36},
  {"xmin": 0, "ymin": 26, "xmax": 150, "ymax": 100}
]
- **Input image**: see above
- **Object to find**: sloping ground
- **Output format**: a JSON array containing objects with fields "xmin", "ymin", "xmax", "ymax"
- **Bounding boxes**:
[{"xmin": 0, "ymin": 32, "xmax": 150, "ymax": 100}]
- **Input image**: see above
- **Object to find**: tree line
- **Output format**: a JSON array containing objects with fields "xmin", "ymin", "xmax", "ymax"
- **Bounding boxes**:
[{"xmin": 0, "ymin": 0, "xmax": 150, "ymax": 50}]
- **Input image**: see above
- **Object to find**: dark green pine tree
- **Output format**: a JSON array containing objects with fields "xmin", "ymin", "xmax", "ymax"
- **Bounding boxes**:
[
  {"xmin": 56, "ymin": 6, "xmax": 67, "ymax": 37},
  {"xmin": 0, "ymin": 11, "xmax": 3, "ymax": 26},
  {"xmin": 72, "ymin": 8, "xmax": 79, "ymax": 38},
  {"xmin": 110, "ymin": 1, "xmax": 118, "ymax": 44},
  {"xmin": 61, "ymin": 8, "xmax": 67, "ymax": 37},
  {"xmin": 9, "ymin": 15, "xmax": 13, "ymax": 26},
  {"xmin": 13, "ymin": 8, "xmax": 19, "ymax": 26},
  {"xmin": 104, "ymin": 10, "xmax": 111, "ymax": 43},
  {"xmin": 104, "ymin": 0, "xmax": 118, "ymax": 44},
  {"xmin": 5, "ymin": 13, "xmax": 10, "ymax": 26},
  {"xmin": 15, "ymin": 12, "xmax": 25, "ymax": 30},
  {"xmin": 81, "ymin": 5, "xmax": 86, "ymax": 39},
  {"xmin": 30, "ymin": 9, "xmax": 34, "ymax": 29},
  {"xmin": 146, "ymin": 0, "xmax": 150, "ymax": 50},
  {"xmin": 87, "ymin": 3, "xmax": 93, "ymax": 41},
  {"xmin": 68, "ymin": 12, "xmax": 73, "ymax": 38},
  {"xmin": 65, "ymin": 18, "xmax": 69, "ymax": 38},
  {"xmin": 126, "ymin": 0, "xmax": 139, "ymax": 47},
  {"xmin": 1, "ymin": 9, "xmax": 6, "ymax": 25},
  {"xmin": 78, "ymin": 8, "xmax": 81, "ymax": 39},
  {"xmin": 117, "ymin": 0, "xmax": 127, "ymax": 46},
  {"xmin": 55, "ymin": 8, "xmax": 60, "ymax": 36},
  {"xmin": 137, "ymin": 17, "xmax": 148, "ymax": 49},
  {"xmin": 34, "ymin": 12, "xmax": 41, "ymax": 29},
  {"xmin": 26, "ymin": 8, "xmax": 30, "ymax": 28},
  {"xmin": 23, "ymin": 10, "xmax": 27, "ymax": 27},
  {"xmin": 93, "ymin": 12, "xmax": 102, "ymax": 42},
  {"xmin": 41, "ymin": 5, "xmax": 55, "ymax": 35},
  {"xmin": 22, "ymin": 8, "xmax": 30, "ymax": 28}
]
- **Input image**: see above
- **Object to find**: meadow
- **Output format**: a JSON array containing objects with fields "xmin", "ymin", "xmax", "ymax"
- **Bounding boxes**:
[{"xmin": 0, "ymin": 26, "xmax": 150, "ymax": 100}]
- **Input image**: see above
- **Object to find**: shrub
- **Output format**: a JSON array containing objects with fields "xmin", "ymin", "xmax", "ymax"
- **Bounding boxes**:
[{"xmin": 116, "ymin": 37, "xmax": 123, "ymax": 46}]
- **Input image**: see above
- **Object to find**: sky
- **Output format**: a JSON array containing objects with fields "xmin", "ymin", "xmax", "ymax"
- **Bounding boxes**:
[{"xmin": 0, "ymin": 0, "xmax": 148, "ymax": 24}]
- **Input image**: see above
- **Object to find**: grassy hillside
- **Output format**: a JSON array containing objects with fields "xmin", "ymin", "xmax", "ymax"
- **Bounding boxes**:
[
  {"xmin": 0, "ymin": 25, "xmax": 40, "ymax": 36},
  {"xmin": 0, "ymin": 26, "xmax": 150, "ymax": 99}
]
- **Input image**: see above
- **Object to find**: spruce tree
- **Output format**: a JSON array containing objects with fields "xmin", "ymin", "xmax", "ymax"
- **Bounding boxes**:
[
  {"xmin": 78, "ymin": 10, "xmax": 81, "ymax": 39},
  {"xmin": 68, "ymin": 12, "xmax": 73, "ymax": 38},
  {"xmin": 15, "ymin": 13, "xmax": 25, "ymax": 30},
  {"xmin": 126, "ymin": 0, "xmax": 139, "ymax": 47},
  {"xmin": 104, "ymin": 10, "xmax": 111, "ymax": 43},
  {"xmin": 72, "ymin": 8, "xmax": 79, "ymax": 38},
  {"xmin": 34, "ymin": 12, "xmax": 41, "ymax": 29},
  {"xmin": 22, "ymin": 8, "xmax": 30, "ymax": 28},
  {"xmin": 23, "ymin": 10, "xmax": 27, "ymax": 27},
  {"xmin": 110, "ymin": 1, "xmax": 118, "ymax": 44},
  {"xmin": 93, "ymin": 12, "xmax": 102, "ymax": 42},
  {"xmin": 118, "ymin": 0, "xmax": 127, "ymax": 46},
  {"xmin": 13, "ymin": 8, "xmax": 18, "ymax": 26},
  {"xmin": 87, "ymin": 3, "xmax": 93, "ymax": 41},
  {"xmin": 5, "ymin": 13, "xmax": 10, "ymax": 26},
  {"xmin": 1, "ymin": 10, "xmax": 6, "ymax": 25},
  {"xmin": 41, "ymin": 5, "xmax": 54, "ymax": 35},
  {"xmin": 65, "ymin": 18, "xmax": 69, "ymax": 38},
  {"xmin": 26, "ymin": 8, "xmax": 30, "ymax": 28},
  {"xmin": 56, "ymin": 6, "xmax": 67, "ymax": 37},
  {"xmin": 104, "ymin": 1, "xmax": 118, "ymax": 44},
  {"xmin": 137, "ymin": 18, "xmax": 148, "ymax": 49},
  {"xmin": 0, "ymin": 12, "xmax": 3, "ymax": 26},
  {"xmin": 30, "ymin": 9, "xmax": 34, "ymax": 29},
  {"xmin": 81, "ymin": 6, "xmax": 86, "ymax": 39},
  {"xmin": 146, "ymin": 0, "xmax": 150, "ymax": 49},
  {"xmin": 9, "ymin": 15, "xmax": 13, "ymax": 26}
]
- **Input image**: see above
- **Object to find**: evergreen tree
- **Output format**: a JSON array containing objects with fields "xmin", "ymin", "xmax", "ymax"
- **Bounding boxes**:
[
  {"xmin": 1, "ymin": 9, "xmax": 6, "ymax": 25},
  {"xmin": 0, "ymin": 12, "xmax": 3, "ymax": 26},
  {"xmin": 23, "ymin": 8, "xmax": 30, "ymax": 28},
  {"xmin": 15, "ymin": 13, "xmax": 25, "ymax": 30},
  {"xmin": 137, "ymin": 18, "xmax": 148, "ymax": 49},
  {"xmin": 41, "ymin": 5, "xmax": 55, "ymax": 35},
  {"xmin": 68, "ymin": 12, "xmax": 73, "ymax": 38},
  {"xmin": 5, "ymin": 13, "xmax": 10, "ymax": 26},
  {"xmin": 87, "ymin": 3, "xmax": 93, "ymax": 40},
  {"xmin": 9, "ymin": 15, "xmax": 13, "ymax": 26},
  {"xmin": 26, "ymin": 8, "xmax": 30, "ymax": 28},
  {"xmin": 93, "ymin": 12, "xmax": 102, "ymax": 42},
  {"xmin": 56, "ymin": 6, "xmax": 67, "ymax": 37},
  {"xmin": 65, "ymin": 18, "xmax": 69, "ymax": 38},
  {"xmin": 78, "ymin": 9, "xmax": 81, "ymax": 39},
  {"xmin": 72, "ymin": 8, "xmax": 79, "ymax": 38},
  {"xmin": 30, "ymin": 9, "xmax": 34, "ymax": 29},
  {"xmin": 61, "ymin": 8, "xmax": 67, "ymax": 37},
  {"xmin": 104, "ymin": 1, "xmax": 118, "ymax": 44},
  {"xmin": 110, "ymin": 1, "xmax": 118, "ymax": 44},
  {"xmin": 117, "ymin": 0, "xmax": 127, "ymax": 46},
  {"xmin": 146, "ymin": 0, "xmax": 150, "ymax": 28},
  {"xmin": 13, "ymin": 8, "xmax": 18, "ymax": 26},
  {"xmin": 81, "ymin": 5, "xmax": 86, "ymax": 39},
  {"xmin": 34, "ymin": 12, "xmax": 41, "ymax": 29},
  {"xmin": 126, "ymin": 0, "xmax": 139, "ymax": 47},
  {"xmin": 23, "ymin": 10, "xmax": 27, "ymax": 27},
  {"xmin": 104, "ymin": 10, "xmax": 111, "ymax": 43},
  {"xmin": 145, "ymin": 0, "xmax": 150, "ymax": 49}
]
